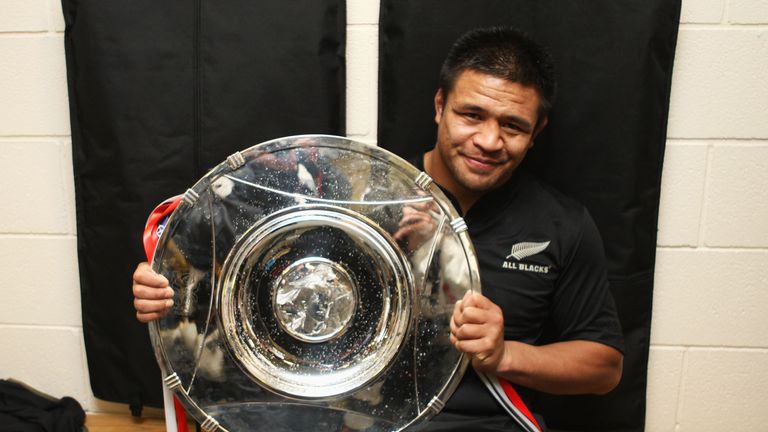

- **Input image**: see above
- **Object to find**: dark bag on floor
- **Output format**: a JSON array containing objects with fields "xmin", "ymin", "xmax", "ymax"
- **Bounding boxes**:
[{"xmin": 0, "ymin": 379, "xmax": 85, "ymax": 432}]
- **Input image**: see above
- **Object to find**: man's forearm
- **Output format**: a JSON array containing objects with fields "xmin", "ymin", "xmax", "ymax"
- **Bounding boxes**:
[{"xmin": 495, "ymin": 339, "xmax": 623, "ymax": 395}]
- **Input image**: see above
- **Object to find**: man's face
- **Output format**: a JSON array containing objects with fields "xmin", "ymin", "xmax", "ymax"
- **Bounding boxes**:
[{"xmin": 433, "ymin": 69, "xmax": 545, "ymax": 195}]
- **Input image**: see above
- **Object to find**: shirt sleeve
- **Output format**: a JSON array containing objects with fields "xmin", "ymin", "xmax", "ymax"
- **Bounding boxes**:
[{"xmin": 546, "ymin": 208, "xmax": 625, "ymax": 353}]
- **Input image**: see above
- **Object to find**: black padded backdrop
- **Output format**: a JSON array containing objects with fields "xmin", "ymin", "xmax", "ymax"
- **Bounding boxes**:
[
  {"xmin": 62, "ymin": 0, "xmax": 345, "ymax": 412},
  {"xmin": 379, "ymin": 2, "xmax": 681, "ymax": 431}
]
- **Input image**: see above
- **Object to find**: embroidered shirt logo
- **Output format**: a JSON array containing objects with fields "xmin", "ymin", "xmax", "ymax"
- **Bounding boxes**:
[
  {"xmin": 506, "ymin": 241, "xmax": 551, "ymax": 260},
  {"xmin": 503, "ymin": 241, "xmax": 551, "ymax": 274}
]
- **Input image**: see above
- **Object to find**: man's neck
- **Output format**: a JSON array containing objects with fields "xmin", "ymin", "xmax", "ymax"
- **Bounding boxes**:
[{"xmin": 423, "ymin": 149, "xmax": 479, "ymax": 214}]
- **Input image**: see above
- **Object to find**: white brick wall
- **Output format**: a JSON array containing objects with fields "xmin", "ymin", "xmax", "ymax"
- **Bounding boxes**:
[
  {"xmin": 729, "ymin": 0, "xmax": 768, "ymax": 23},
  {"xmin": 680, "ymin": 0, "xmax": 726, "ymax": 24},
  {"xmin": 678, "ymin": 349, "xmax": 768, "ymax": 430},
  {"xmin": 346, "ymin": 0, "xmax": 380, "ymax": 143},
  {"xmin": 653, "ymin": 0, "xmax": 768, "ymax": 430},
  {"xmin": 0, "ymin": 36, "xmax": 70, "ymax": 136},
  {"xmin": 1, "ymin": 0, "xmax": 766, "ymax": 429}
]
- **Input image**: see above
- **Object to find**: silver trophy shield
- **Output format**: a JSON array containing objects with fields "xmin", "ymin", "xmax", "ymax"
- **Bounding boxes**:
[{"xmin": 148, "ymin": 135, "xmax": 481, "ymax": 432}]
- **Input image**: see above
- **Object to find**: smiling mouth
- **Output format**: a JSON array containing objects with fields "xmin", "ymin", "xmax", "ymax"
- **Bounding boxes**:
[{"xmin": 462, "ymin": 155, "xmax": 502, "ymax": 172}]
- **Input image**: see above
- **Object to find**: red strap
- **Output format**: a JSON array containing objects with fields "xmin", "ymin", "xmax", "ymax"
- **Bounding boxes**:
[
  {"xmin": 142, "ymin": 195, "xmax": 182, "ymax": 262},
  {"xmin": 477, "ymin": 371, "xmax": 542, "ymax": 432},
  {"xmin": 173, "ymin": 396, "xmax": 189, "ymax": 432},
  {"xmin": 142, "ymin": 195, "xmax": 188, "ymax": 432},
  {"xmin": 498, "ymin": 377, "xmax": 542, "ymax": 431}
]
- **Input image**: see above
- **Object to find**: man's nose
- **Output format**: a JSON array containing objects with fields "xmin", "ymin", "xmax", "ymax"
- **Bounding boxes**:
[{"xmin": 473, "ymin": 121, "xmax": 503, "ymax": 152}]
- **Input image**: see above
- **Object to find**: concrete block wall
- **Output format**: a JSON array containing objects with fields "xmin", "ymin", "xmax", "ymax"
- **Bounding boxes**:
[
  {"xmin": 648, "ymin": 1, "xmax": 768, "ymax": 430},
  {"xmin": 1, "ymin": 0, "xmax": 766, "ymax": 429},
  {"xmin": 0, "ymin": 0, "xmax": 89, "ymax": 408}
]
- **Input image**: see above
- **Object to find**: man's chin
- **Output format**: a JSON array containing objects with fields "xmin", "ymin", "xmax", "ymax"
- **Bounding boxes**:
[
  {"xmin": 449, "ymin": 166, "xmax": 506, "ymax": 194},
  {"xmin": 458, "ymin": 178, "xmax": 502, "ymax": 194}
]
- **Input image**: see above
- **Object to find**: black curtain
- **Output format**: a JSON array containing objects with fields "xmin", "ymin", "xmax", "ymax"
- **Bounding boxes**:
[
  {"xmin": 378, "ymin": 1, "xmax": 680, "ymax": 431},
  {"xmin": 62, "ymin": 0, "xmax": 345, "ymax": 412}
]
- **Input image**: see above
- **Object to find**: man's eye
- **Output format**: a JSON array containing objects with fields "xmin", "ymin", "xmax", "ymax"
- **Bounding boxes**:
[
  {"xmin": 462, "ymin": 112, "xmax": 480, "ymax": 120},
  {"xmin": 502, "ymin": 122, "xmax": 522, "ymax": 132}
]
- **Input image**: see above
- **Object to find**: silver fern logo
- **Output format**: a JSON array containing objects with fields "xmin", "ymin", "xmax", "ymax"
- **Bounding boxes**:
[
  {"xmin": 506, "ymin": 241, "xmax": 550, "ymax": 260},
  {"xmin": 503, "ymin": 241, "xmax": 551, "ymax": 274}
]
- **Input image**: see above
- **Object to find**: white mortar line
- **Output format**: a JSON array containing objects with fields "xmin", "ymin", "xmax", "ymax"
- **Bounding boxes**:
[
  {"xmin": 724, "ymin": 22, "xmax": 768, "ymax": 27},
  {"xmin": 651, "ymin": 344, "xmax": 768, "ymax": 352},
  {"xmin": 0, "ymin": 323, "xmax": 82, "ymax": 331},
  {"xmin": 679, "ymin": 23, "xmax": 768, "ymax": 29},
  {"xmin": 0, "ymin": 233, "xmax": 77, "ymax": 239},
  {"xmin": 671, "ymin": 346, "xmax": 686, "ymax": 432},
  {"xmin": 347, "ymin": 23, "xmax": 379, "ymax": 29},
  {"xmin": 696, "ymin": 143, "xmax": 713, "ymax": 248},
  {"xmin": 0, "ymin": 32, "xmax": 63, "ymax": 38},
  {"xmin": 45, "ymin": 0, "xmax": 59, "ymax": 34},
  {"xmin": 674, "ymin": 347, "xmax": 689, "ymax": 430},
  {"xmin": 657, "ymin": 245, "xmax": 768, "ymax": 251},
  {"xmin": 0, "ymin": 30, "xmax": 49, "ymax": 36},
  {"xmin": 708, "ymin": 140, "xmax": 768, "ymax": 147},
  {"xmin": 0, "ymin": 135, "xmax": 72, "ymax": 140},
  {"xmin": 686, "ymin": 346, "xmax": 768, "ymax": 353},
  {"xmin": 721, "ymin": 0, "xmax": 730, "ymax": 25},
  {"xmin": 46, "ymin": 0, "xmax": 54, "ymax": 33},
  {"xmin": 666, "ymin": 138, "xmax": 768, "ymax": 145}
]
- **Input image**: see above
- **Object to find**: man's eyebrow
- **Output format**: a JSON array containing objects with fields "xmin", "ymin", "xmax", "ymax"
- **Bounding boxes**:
[{"xmin": 455, "ymin": 103, "xmax": 486, "ymax": 113}]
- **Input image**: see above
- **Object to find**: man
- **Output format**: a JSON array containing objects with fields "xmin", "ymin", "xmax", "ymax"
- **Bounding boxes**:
[
  {"xmin": 133, "ymin": 27, "xmax": 623, "ymax": 431},
  {"xmin": 405, "ymin": 27, "xmax": 624, "ymax": 431}
]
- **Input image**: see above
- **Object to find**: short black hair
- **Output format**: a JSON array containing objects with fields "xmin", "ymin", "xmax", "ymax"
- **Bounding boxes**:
[{"xmin": 439, "ymin": 27, "xmax": 557, "ymax": 119}]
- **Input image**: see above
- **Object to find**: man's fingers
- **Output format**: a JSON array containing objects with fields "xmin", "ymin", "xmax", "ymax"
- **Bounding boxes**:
[
  {"xmin": 133, "ymin": 284, "xmax": 174, "ymax": 300},
  {"xmin": 460, "ymin": 291, "xmax": 495, "ymax": 309},
  {"xmin": 452, "ymin": 297, "xmax": 502, "ymax": 327},
  {"xmin": 452, "ymin": 337, "xmax": 497, "ymax": 356},
  {"xmin": 393, "ymin": 224, "xmax": 417, "ymax": 241},
  {"xmin": 399, "ymin": 208, "xmax": 431, "ymax": 223},
  {"xmin": 132, "ymin": 262, "xmax": 173, "ymax": 324},
  {"xmin": 133, "ymin": 271, "xmax": 169, "ymax": 287},
  {"xmin": 133, "ymin": 262, "xmax": 169, "ymax": 288},
  {"xmin": 452, "ymin": 299, "xmax": 464, "ymax": 327},
  {"xmin": 451, "ymin": 304, "xmax": 496, "ymax": 329},
  {"xmin": 451, "ymin": 322, "xmax": 491, "ymax": 340},
  {"xmin": 403, "ymin": 201, "xmax": 433, "ymax": 213},
  {"xmin": 458, "ymin": 305, "xmax": 484, "ymax": 324},
  {"xmin": 451, "ymin": 291, "xmax": 504, "ymax": 363},
  {"xmin": 134, "ymin": 298, "xmax": 174, "ymax": 314}
]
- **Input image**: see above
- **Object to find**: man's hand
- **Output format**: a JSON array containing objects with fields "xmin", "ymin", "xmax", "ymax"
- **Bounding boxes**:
[
  {"xmin": 449, "ymin": 291, "xmax": 506, "ymax": 372},
  {"xmin": 392, "ymin": 201, "xmax": 438, "ymax": 251},
  {"xmin": 449, "ymin": 291, "xmax": 624, "ymax": 395},
  {"xmin": 132, "ymin": 262, "xmax": 173, "ymax": 323}
]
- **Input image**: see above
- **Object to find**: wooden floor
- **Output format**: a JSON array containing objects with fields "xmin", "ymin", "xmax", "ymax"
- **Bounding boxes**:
[{"xmin": 85, "ymin": 414, "xmax": 195, "ymax": 432}]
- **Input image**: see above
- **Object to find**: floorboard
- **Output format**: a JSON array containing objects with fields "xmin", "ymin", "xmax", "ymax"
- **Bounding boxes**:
[{"xmin": 85, "ymin": 414, "xmax": 195, "ymax": 432}]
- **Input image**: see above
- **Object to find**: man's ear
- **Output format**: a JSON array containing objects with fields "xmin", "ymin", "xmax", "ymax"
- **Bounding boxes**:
[
  {"xmin": 533, "ymin": 116, "xmax": 549, "ymax": 139},
  {"xmin": 434, "ymin": 89, "xmax": 445, "ymax": 124}
]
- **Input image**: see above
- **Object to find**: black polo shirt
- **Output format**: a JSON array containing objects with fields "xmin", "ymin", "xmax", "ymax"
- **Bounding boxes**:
[{"xmin": 411, "ymin": 156, "xmax": 625, "ymax": 426}]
